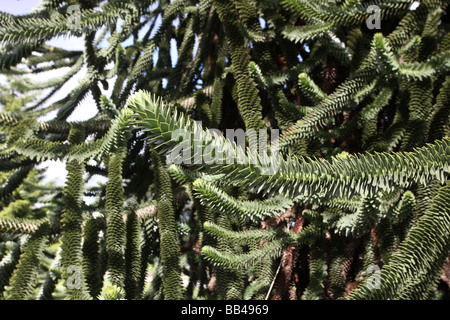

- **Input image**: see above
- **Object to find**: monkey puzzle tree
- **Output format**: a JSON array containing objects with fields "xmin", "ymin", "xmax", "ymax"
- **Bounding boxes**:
[{"xmin": 0, "ymin": 0, "xmax": 449, "ymax": 300}]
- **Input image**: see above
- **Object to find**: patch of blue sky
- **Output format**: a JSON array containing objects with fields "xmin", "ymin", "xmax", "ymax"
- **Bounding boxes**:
[
  {"xmin": 170, "ymin": 38, "xmax": 178, "ymax": 67},
  {"xmin": 173, "ymin": 16, "xmax": 180, "ymax": 28},
  {"xmin": 3, "ymin": 0, "xmax": 40, "ymax": 15},
  {"xmin": 259, "ymin": 17, "xmax": 266, "ymax": 30},
  {"xmin": 193, "ymin": 35, "xmax": 200, "ymax": 57},
  {"xmin": 153, "ymin": 47, "xmax": 159, "ymax": 67},
  {"xmin": 148, "ymin": 13, "xmax": 163, "ymax": 40},
  {"xmin": 410, "ymin": 1, "xmax": 420, "ymax": 10}
]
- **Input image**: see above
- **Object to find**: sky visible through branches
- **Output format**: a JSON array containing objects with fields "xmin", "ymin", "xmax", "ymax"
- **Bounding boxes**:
[{"xmin": 1, "ymin": 1, "xmax": 170, "ymax": 199}]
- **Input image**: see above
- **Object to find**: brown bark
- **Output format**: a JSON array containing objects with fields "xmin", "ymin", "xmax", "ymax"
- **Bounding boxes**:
[
  {"xmin": 439, "ymin": 257, "xmax": 450, "ymax": 298},
  {"xmin": 370, "ymin": 227, "xmax": 381, "ymax": 267},
  {"xmin": 270, "ymin": 206, "xmax": 304, "ymax": 300}
]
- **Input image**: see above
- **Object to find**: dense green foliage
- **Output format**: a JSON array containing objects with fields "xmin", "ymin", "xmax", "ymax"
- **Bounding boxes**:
[{"xmin": 0, "ymin": 0, "xmax": 449, "ymax": 300}]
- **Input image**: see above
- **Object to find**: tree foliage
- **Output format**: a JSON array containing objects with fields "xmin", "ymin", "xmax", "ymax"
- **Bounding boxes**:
[{"xmin": 0, "ymin": 0, "xmax": 449, "ymax": 300}]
